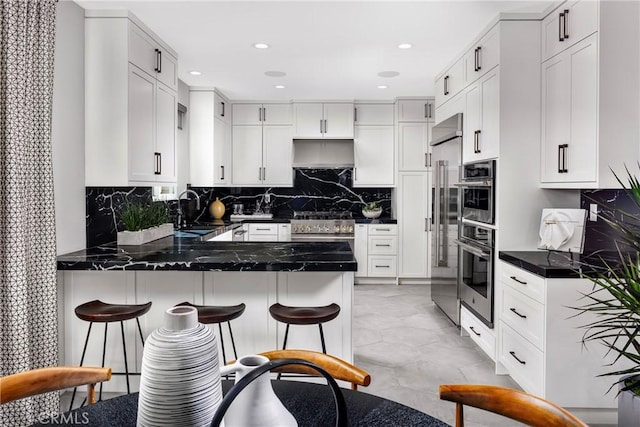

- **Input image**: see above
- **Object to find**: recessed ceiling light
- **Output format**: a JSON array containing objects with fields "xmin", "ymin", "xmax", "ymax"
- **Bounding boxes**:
[
  {"xmin": 397, "ymin": 43, "xmax": 413, "ymax": 49},
  {"xmin": 274, "ymin": 85, "xmax": 286, "ymax": 89},
  {"xmin": 189, "ymin": 70, "xmax": 202, "ymax": 76},
  {"xmin": 253, "ymin": 43, "xmax": 270, "ymax": 49},
  {"xmin": 378, "ymin": 71, "xmax": 400, "ymax": 78},
  {"xmin": 377, "ymin": 85, "xmax": 388, "ymax": 89},
  {"xmin": 265, "ymin": 71, "xmax": 287, "ymax": 77}
]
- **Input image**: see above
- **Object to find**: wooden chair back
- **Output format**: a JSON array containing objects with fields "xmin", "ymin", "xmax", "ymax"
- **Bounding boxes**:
[
  {"xmin": 0, "ymin": 366, "xmax": 112, "ymax": 405},
  {"xmin": 259, "ymin": 349, "xmax": 371, "ymax": 390},
  {"xmin": 439, "ymin": 384, "xmax": 588, "ymax": 427}
]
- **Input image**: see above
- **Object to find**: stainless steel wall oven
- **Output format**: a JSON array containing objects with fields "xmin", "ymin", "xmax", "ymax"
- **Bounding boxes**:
[
  {"xmin": 458, "ymin": 160, "xmax": 495, "ymax": 225},
  {"xmin": 456, "ymin": 222, "xmax": 494, "ymax": 327}
]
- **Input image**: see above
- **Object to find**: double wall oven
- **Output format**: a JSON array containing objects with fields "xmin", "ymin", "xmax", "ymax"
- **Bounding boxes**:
[{"xmin": 456, "ymin": 160, "xmax": 496, "ymax": 327}]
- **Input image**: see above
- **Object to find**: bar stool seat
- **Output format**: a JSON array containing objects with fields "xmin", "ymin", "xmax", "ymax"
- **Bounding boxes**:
[
  {"xmin": 269, "ymin": 303, "xmax": 341, "ymax": 355},
  {"xmin": 75, "ymin": 301, "xmax": 152, "ymax": 323},
  {"xmin": 176, "ymin": 302, "xmax": 246, "ymax": 364}
]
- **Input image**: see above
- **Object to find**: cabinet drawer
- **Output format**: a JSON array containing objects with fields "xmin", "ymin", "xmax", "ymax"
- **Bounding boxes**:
[
  {"xmin": 368, "ymin": 256, "xmax": 397, "ymax": 277},
  {"xmin": 501, "ymin": 285, "xmax": 545, "ymax": 350},
  {"xmin": 500, "ymin": 262, "xmax": 545, "ymax": 303},
  {"xmin": 461, "ymin": 306, "xmax": 495, "ymax": 360},
  {"xmin": 368, "ymin": 225, "xmax": 397, "ymax": 236},
  {"xmin": 248, "ymin": 223, "xmax": 279, "ymax": 235},
  {"xmin": 368, "ymin": 236, "xmax": 397, "ymax": 255},
  {"xmin": 499, "ymin": 323, "xmax": 544, "ymax": 397}
]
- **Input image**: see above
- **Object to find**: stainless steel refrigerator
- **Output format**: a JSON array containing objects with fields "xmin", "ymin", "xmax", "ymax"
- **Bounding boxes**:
[{"xmin": 430, "ymin": 113, "xmax": 463, "ymax": 325}]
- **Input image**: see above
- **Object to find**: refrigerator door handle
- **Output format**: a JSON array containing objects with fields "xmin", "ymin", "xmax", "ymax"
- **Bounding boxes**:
[{"xmin": 434, "ymin": 159, "xmax": 449, "ymax": 267}]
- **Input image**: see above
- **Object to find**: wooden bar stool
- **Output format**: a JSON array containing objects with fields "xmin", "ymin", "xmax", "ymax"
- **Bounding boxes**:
[
  {"xmin": 70, "ymin": 300, "xmax": 151, "ymax": 410},
  {"xmin": 269, "ymin": 303, "xmax": 341, "ymax": 354},
  {"xmin": 176, "ymin": 302, "xmax": 246, "ymax": 364}
]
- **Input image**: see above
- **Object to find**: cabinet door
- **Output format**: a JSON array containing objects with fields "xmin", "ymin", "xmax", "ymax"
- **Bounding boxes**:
[
  {"xmin": 323, "ymin": 103, "xmax": 354, "ymax": 139},
  {"xmin": 542, "ymin": 0, "xmax": 598, "ymax": 62},
  {"xmin": 463, "ymin": 69, "xmax": 499, "ymax": 163},
  {"xmin": 353, "ymin": 126, "xmax": 395, "ymax": 187},
  {"xmin": 463, "ymin": 82, "xmax": 481, "ymax": 163},
  {"xmin": 156, "ymin": 51, "xmax": 177, "ymax": 91},
  {"xmin": 213, "ymin": 117, "xmax": 231, "ymax": 185},
  {"xmin": 263, "ymin": 126, "xmax": 293, "ymax": 186},
  {"xmin": 398, "ymin": 122, "xmax": 430, "ymax": 171},
  {"xmin": 214, "ymin": 93, "xmax": 230, "ymax": 123},
  {"xmin": 355, "ymin": 104, "xmax": 394, "ymax": 125},
  {"xmin": 435, "ymin": 58, "xmax": 464, "ymax": 108},
  {"xmin": 128, "ymin": 65, "xmax": 157, "ymax": 183},
  {"xmin": 155, "ymin": 83, "xmax": 177, "ymax": 183},
  {"xmin": 397, "ymin": 99, "xmax": 434, "ymax": 122},
  {"xmin": 464, "ymin": 25, "xmax": 500, "ymax": 86},
  {"xmin": 232, "ymin": 126, "xmax": 263, "ymax": 185},
  {"xmin": 128, "ymin": 24, "xmax": 157, "ymax": 78},
  {"xmin": 262, "ymin": 104, "xmax": 292, "ymax": 125},
  {"xmin": 189, "ymin": 91, "xmax": 214, "ymax": 186},
  {"xmin": 354, "ymin": 224, "xmax": 368, "ymax": 277},
  {"xmin": 541, "ymin": 54, "xmax": 570, "ymax": 182},
  {"xmin": 398, "ymin": 172, "xmax": 429, "ymax": 278},
  {"xmin": 293, "ymin": 103, "xmax": 323, "ymax": 138},
  {"xmin": 233, "ymin": 104, "xmax": 263, "ymax": 126}
]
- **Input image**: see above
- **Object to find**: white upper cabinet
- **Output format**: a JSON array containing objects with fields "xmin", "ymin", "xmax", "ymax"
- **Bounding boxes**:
[
  {"xmin": 398, "ymin": 122, "xmax": 431, "ymax": 171},
  {"xmin": 397, "ymin": 99, "xmax": 435, "ymax": 122},
  {"xmin": 353, "ymin": 125, "xmax": 394, "ymax": 187},
  {"xmin": 354, "ymin": 104, "xmax": 394, "ymax": 125},
  {"xmin": 463, "ymin": 25, "xmax": 500, "ymax": 86},
  {"xmin": 541, "ymin": 0, "xmax": 598, "ymax": 62},
  {"xmin": 189, "ymin": 90, "xmax": 232, "ymax": 186},
  {"xmin": 462, "ymin": 68, "xmax": 500, "ymax": 163},
  {"xmin": 232, "ymin": 103, "xmax": 292, "ymax": 126},
  {"xmin": 435, "ymin": 58, "xmax": 465, "ymax": 108},
  {"xmin": 85, "ymin": 12, "xmax": 178, "ymax": 186},
  {"xmin": 293, "ymin": 102, "xmax": 354, "ymax": 139}
]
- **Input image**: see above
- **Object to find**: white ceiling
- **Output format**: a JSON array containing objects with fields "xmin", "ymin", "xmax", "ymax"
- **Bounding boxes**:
[{"xmin": 74, "ymin": 0, "xmax": 555, "ymax": 100}]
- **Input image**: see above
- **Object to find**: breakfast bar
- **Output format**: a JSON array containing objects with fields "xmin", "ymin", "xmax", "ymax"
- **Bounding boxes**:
[{"xmin": 57, "ymin": 236, "xmax": 356, "ymax": 393}]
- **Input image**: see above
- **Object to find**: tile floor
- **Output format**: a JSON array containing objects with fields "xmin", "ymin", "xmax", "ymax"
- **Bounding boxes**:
[{"xmin": 353, "ymin": 283, "xmax": 524, "ymax": 427}]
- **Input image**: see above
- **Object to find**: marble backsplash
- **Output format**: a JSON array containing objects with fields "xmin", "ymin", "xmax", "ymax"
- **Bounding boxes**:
[
  {"xmin": 580, "ymin": 189, "xmax": 640, "ymax": 254},
  {"xmin": 86, "ymin": 169, "xmax": 392, "ymax": 246}
]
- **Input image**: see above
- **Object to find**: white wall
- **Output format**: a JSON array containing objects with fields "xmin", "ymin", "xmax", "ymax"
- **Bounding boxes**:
[
  {"xmin": 52, "ymin": 1, "xmax": 85, "ymax": 254},
  {"xmin": 177, "ymin": 79, "xmax": 190, "ymax": 192}
]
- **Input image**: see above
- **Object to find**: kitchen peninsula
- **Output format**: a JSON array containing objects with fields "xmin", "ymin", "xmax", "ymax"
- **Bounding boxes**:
[{"xmin": 57, "ymin": 235, "xmax": 356, "ymax": 392}]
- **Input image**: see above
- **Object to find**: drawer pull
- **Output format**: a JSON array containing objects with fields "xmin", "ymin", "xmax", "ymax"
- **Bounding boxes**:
[
  {"xmin": 255, "ymin": 228, "xmax": 272, "ymax": 231},
  {"xmin": 375, "ymin": 265, "xmax": 390, "ymax": 268},
  {"xmin": 469, "ymin": 326, "xmax": 481, "ymax": 337},
  {"xmin": 509, "ymin": 351, "xmax": 526, "ymax": 365},
  {"xmin": 374, "ymin": 228, "xmax": 391, "ymax": 232},
  {"xmin": 509, "ymin": 308, "xmax": 527, "ymax": 319},
  {"xmin": 376, "ymin": 244, "xmax": 391, "ymax": 247},
  {"xmin": 510, "ymin": 276, "xmax": 527, "ymax": 285}
]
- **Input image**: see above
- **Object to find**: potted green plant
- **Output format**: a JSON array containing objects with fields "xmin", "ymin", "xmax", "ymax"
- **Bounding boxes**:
[
  {"xmin": 117, "ymin": 200, "xmax": 173, "ymax": 245},
  {"xmin": 362, "ymin": 202, "xmax": 382, "ymax": 219},
  {"xmin": 574, "ymin": 166, "xmax": 640, "ymax": 425}
]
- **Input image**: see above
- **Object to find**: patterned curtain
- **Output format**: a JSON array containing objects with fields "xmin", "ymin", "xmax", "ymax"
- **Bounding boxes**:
[{"xmin": 0, "ymin": 0, "xmax": 59, "ymax": 425}]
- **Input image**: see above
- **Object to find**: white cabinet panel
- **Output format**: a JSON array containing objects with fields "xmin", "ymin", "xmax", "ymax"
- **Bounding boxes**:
[
  {"xmin": 435, "ymin": 58, "xmax": 464, "ymax": 108},
  {"xmin": 128, "ymin": 65, "xmax": 156, "ymax": 183},
  {"xmin": 398, "ymin": 122, "xmax": 431, "ymax": 171},
  {"xmin": 263, "ymin": 104, "xmax": 292, "ymax": 125},
  {"xmin": 499, "ymin": 322, "xmax": 544, "ymax": 397},
  {"xmin": 293, "ymin": 103, "xmax": 324, "ymax": 138},
  {"xmin": 461, "ymin": 306, "xmax": 495, "ymax": 360},
  {"xmin": 368, "ymin": 235, "xmax": 397, "ymax": 255},
  {"xmin": 355, "ymin": 104, "xmax": 394, "ymax": 125},
  {"xmin": 128, "ymin": 23, "xmax": 177, "ymax": 91},
  {"xmin": 233, "ymin": 104, "xmax": 263, "ymax": 125},
  {"xmin": 263, "ymin": 126, "xmax": 293, "ymax": 186},
  {"xmin": 462, "ymin": 69, "xmax": 500, "ymax": 163},
  {"xmin": 293, "ymin": 103, "xmax": 353, "ymax": 139},
  {"xmin": 398, "ymin": 99, "xmax": 434, "ymax": 122},
  {"xmin": 323, "ymin": 103, "xmax": 354, "ymax": 138},
  {"xmin": 542, "ymin": 0, "xmax": 598, "ymax": 62},
  {"xmin": 367, "ymin": 256, "xmax": 397, "ymax": 277},
  {"xmin": 353, "ymin": 126, "xmax": 394, "ymax": 187},
  {"xmin": 463, "ymin": 25, "xmax": 500, "ymax": 86},
  {"xmin": 213, "ymin": 117, "xmax": 232, "ymax": 185},
  {"xmin": 155, "ymin": 83, "xmax": 177, "ymax": 182},
  {"xmin": 354, "ymin": 224, "xmax": 368, "ymax": 278},
  {"xmin": 234, "ymin": 103, "xmax": 292, "ymax": 126},
  {"xmin": 398, "ymin": 172, "xmax": 429, "ymax": 279},
  {"xmin": 232, "ymin": 126, "xmax": 264, "ymax": 185}
]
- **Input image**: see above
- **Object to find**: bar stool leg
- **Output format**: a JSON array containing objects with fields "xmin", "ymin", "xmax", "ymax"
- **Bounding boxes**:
[
  {"xmin": 282, "ymin": 324, "xmax": 290, "ymax": 350},
  {"xmin": 69, "ymin": 322, "xmax": 94, "ymax": 411},
  {"xmin": 99, "ymin": 323, "xmax": 108, "ymax": 401},
  {"xmin": 120, "ymin": 321, "xmax": 131, "ymax": 394},
  {"xmin": 136, "ymin": 318, "xmax": 145, "ymax": 346},
  {"xmin": 227, "ymin": 321, "xmax": 238, "ymax": 360},
  {"xmin": 218, "ymin": 323, "xmax": 227, "ymax": 365},
  {"xmin": 318, "ymin": 324, "xmax": 327, "ymax": 354}
]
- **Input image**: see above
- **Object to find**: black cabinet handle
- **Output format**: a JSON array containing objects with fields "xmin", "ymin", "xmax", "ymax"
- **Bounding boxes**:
[
  {"xmin": 260, "ymin": 108, "xmax": 263, "ymax": 122},
  {"xmin": 158, "ymin": 152, "xmax": 161, "ymax": 174},
  {"xmin": 559, "ymin": 11, "xmax": 565, "ymax": 42},
  {"xmin": 563, "ymin": 9, "xmax": 570, "ymax": 40},
  {"xmin": 469, "ymin": 326, "xmax": 481, "ymax": 337},
  {"xmin": 324, "ymin": 119, "xmax": 328, "ymax": 134},
  {"xmin": 558, "ymin": 144, "xmax": 569, "ymax": 173},
  {"xmin": 320, "ymin": 119, "xmax": 323, "ymax": 134},
  {"xmin": 154, "ymin": 152, "xmax": 161, "ymax": 175},
  {"xmin": 424, "ymin": 103, "xmax": 428, "ymax": 118},
  {"xmin": 221, "ymin": 165, "xmax": 225, "ymax": 180},
  {"xmin": 375, "ymin": 265, "xmax": 390, "ymax": 268},
  {"xmin": 510, "ymin": 307, "xmax": 527, "ymax": 319},
  {"xmin": 376, "ymin": 244, "xmax": 391, "ymax": 247},
  {"xmin": 354, "ymin": 107, "xmax": 358, "ymax": 123},
  {"xmin": 509, "ymin": 351, "xmax": 526, "ymax": 365},
  {"xmin": 158, "ymin": 50, "xmax": 162, "ymax": 73},
  {"xmin": 427, "ymin": 102, "xmax": 432, "ymax": 118},
  {"xmin": 444, "ymin": 76, "xmax": 450, "ymax": 95},
  {"xmin": 474, "ymin": 130, "xmax": 481, "ymax": 153},
  {"xmin": 154, "ymin": 49, "xmax": 159, "ymax": 72},
  {"xmin": 474, "ymin": 47, "xmax": 479, "ymax": 72},
  {"xmin": 262, "ymin": 107, "xmax": 266, "ymax": 122},
  {"xmin": 221, "ymin": 102, "xmax": 225, "ymax": 117},
  {"xmin": 476, "ymin": 46, "xmax": 482, "ymax": 71},
  {"xmin": 510, "ymin": 276, "xmax": 527, "ymax": 285}
]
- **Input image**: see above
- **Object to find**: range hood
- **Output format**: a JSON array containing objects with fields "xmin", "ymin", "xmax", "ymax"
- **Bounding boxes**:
[
  {"xmin": 292, "ymin": 139, "xmax": 354, "ymax": 168},
  {"xmin": 430, "ymin": 113, "xmax": 463, "ymax": 146}
]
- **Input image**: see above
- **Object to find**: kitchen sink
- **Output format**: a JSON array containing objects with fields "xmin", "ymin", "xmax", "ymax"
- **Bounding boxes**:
[{"xmin": 173, "ymin": 228, "xmax": 219, "ymax": 241}]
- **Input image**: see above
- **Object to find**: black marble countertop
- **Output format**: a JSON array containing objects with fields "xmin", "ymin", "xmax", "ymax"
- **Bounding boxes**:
[
  {"xmin": 57, "ymin": 236, "xmax": 357, "ymax": 272},
  {"xmin": 499, "ymin": 250, "xmax": 628, "ymax": 279}
]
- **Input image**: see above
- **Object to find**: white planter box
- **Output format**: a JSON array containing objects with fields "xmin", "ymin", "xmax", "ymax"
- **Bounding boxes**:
[{"xmin": 117, "ymin": 223, "xmax": 174, "ymax": 245}]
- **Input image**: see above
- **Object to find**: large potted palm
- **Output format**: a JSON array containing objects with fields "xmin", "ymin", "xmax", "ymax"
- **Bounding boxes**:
[{"xmin": 574, "ymin": 167, "xmax": 640, "ymax": 426}]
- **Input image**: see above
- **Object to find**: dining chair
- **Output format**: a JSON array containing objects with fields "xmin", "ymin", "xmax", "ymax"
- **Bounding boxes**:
[
  {"xmin": 259, "ymin": 349, "xmax": 371, "ymax": 390},
  {"xmin": 0, "ymin": 366, "xmax": 112, "ymax": 405},
  {"xmin": 439, "ymin": 384, "xmax": 588, "ymax": 427}
]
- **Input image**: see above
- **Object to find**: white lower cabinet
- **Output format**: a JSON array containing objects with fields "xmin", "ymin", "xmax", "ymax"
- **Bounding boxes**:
[
  {"xmin": 354, "ymin": 224, "xmax": 368, "ymax": 278},
  {"xmin": 461, "ymin": 306, "xmax": 495, "ymax": 361},
  {"xmin": 497, "ymin": 261, "xmax": 617, "ymax": 413},
  {"xmin": 247, "ymin": 223, "xmax": 290, "ymax": 241},
  {"xmin": 355, "ymin": 224, "xmax": 398, "ymax": 279}
]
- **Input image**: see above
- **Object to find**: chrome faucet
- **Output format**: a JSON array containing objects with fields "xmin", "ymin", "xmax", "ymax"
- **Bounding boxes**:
[{"xmin": 177, "ymin": 189, "xmax": 200, "ymax": 229}]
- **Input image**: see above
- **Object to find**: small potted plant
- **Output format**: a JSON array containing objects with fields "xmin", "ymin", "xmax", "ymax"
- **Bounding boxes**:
[
  {"xmin": 117, "ymin": 201, "xmax": 173, "ymax": 245},
  {"xmin": 574, "ymin": 166, "xmax": 640, "ymax": 424},
  {"xmin": 362, "ymin": 202, "xmax": 382, "ymax": 219}
]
